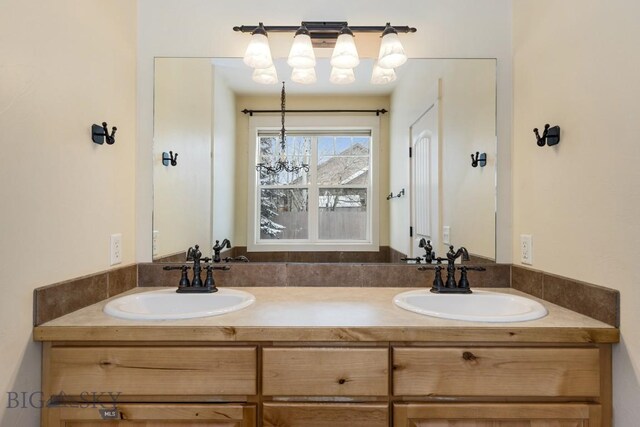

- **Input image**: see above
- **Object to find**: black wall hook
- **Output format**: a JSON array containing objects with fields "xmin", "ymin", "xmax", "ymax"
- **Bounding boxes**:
[
  {"xmin": 162, "ymin": 151, "xmax": 178, "ymax": 166},
  {"xmin": 92, "ymin": 122, "xmax": 117, "ymax": 145},
  {"xmin": 533, "ymin": 124, "xmax": 560, "ymax": 147},
  {"xmin": 471, "ymin": 152, "xmax": 487, "ymax": 168},
  {"xmin": 387, "ymin": 188, "xmax": 405, "ymax": 200}
]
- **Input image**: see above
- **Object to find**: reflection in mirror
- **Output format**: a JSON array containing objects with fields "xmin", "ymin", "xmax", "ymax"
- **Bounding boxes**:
[{"xmin": 153, "ymin": 58, "xmax": 496, "ymax": 263}]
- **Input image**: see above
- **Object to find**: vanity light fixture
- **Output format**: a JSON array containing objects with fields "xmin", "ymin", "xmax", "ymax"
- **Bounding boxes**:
[
  {"xmin": 288, "ymin": 25, "xmax": 316, "ymax": 69},
  {"xmin": 243, "ymin": 23, "xmax": 274, "ymax": 69},
  {"xmin": 371, "ymin": 62, "xmax": 397, "ymax": 84},
  {"xmin": 234, "ymin": 22, "xmax": 416, "ymax": 85},
  {"xmin": 377, "ymin": 23, "xmax": 408, "ymax": 69},
  {"xmin": 291, "ymin": 67, "xmax": 317, "ymax": 84},
  {"xmin": 329, "ymin": 66, "xmax": 355, "ymax": 85},
  {"xmin": 330, "ymin": 26, "xmax": 359, "ymax": 69},
  {"xmin": 253, "ymin": 65, "xmax": 278, "ymax": 85},
  {"xmin": 255, "ymin": 82, "xmax": 310, "ymax": 176}
]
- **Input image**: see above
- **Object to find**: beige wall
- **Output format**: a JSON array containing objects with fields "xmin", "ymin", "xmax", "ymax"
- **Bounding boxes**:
[
  {"xmin": 212, "ymin": 67, "xmax": 237, "ymax": 244},
  {"xmin": 0, "ymin": 0, "xmax": 137, "ymax": 425},
  {"xmin": 136, "ymin": 0, "xmax": 513, "ymax": 262},
  {"xmin": 390, "ymin": 60, "xmax": 497, "ymax": 259},
  {"xmin": 153, "ymin": 58, "xmax": 212, "ymax": 257},
  {"xmin": 513, "ymin": 1, "xmax": 640, "ymax": 425},
  {"xmin": 234, "ymin": 95, "xmax": 390, "ymax": 247}
]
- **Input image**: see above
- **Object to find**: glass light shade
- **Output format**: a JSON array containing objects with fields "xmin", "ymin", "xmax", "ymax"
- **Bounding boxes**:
[
  {"xmin": 291, "ymin": 67, "xmax": 317, "ymax": 84},
  {"xmin": 370, "ymin": 63, "xmax": 397, "ymax": 84},
  {"xmin": 330, "ymin": 33, "xmax": 360, "ymax": 69},
  {"xmin": 252, "ymin": 65, "xmax": 278, "ymax": 85},
  {"xmin": 288, "ymin": 34, "xmax": 316, "ymax": 68},
  {"xmin": 377, "ymin": 32, "xmax": 407, "ymax": 69},
  {"xmin": 243, "ymin": 33, "xmax": 273, "ymax": 69},
  {"xmin": 330, "ymin": 67, "xmax": 355, "ymax": 85}
]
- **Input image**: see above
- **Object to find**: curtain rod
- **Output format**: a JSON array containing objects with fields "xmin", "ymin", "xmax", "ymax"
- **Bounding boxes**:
[{"xmin": 241, "ymin": 108, "xmax": 388, "ymax": 116}]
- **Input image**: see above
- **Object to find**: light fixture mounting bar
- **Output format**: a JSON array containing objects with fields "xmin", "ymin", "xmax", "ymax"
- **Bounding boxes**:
[{"xmin": 233, "ymin": 22, "xmax": 417, "ymax": 34}]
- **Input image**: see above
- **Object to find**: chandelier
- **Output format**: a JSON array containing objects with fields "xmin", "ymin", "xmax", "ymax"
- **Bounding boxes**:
[
  {"xmin": 255, "ymin": 82, "xmax": 310, "ymax": 175},
  {"xmin": 234, "ymin": 22, "xmax": 416, "ymax": 85}
]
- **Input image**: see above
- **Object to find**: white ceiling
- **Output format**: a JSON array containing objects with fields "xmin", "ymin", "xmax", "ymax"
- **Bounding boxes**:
[{"xmin": 212, "ymin": 57, "xmax": 401, "ymax": 96}]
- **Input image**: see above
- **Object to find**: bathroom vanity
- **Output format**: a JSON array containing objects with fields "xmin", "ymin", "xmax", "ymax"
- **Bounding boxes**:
[{"xmin": 34, "ymin": 287, "xmax": 618, "ymax": 427}]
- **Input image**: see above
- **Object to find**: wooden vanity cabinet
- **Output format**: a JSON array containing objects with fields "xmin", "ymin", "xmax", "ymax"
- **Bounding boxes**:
[
  {"xmin": 40, "ymin": 343, "xmax": 612, "ymax": 427},
  {"xmin": 391, "ymin": 345, "xmax": 610, "ymax": 427}
]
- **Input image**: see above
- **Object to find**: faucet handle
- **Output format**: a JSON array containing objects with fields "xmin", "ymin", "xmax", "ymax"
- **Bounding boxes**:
[
  {"xmin": 463, "ymin": 266, "xmax": 486, "ymax": 272},
  {"xmin": 163, "ymin": 265, "xmax": 191, "ymax": 271},
  {"xmin": 418, "ymin": 265, "xmax": 442, "ymax": 271}
]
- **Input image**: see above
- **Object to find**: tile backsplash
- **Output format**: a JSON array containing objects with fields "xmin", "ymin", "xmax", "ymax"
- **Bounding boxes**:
[
  {"xmin": 512, "ymin": 265, "xmax": 619, "ymax": 327},
  {"xmin": 137, "ymin": 262, "xmax": 511, "ymax": 289},
  {"xmin": 33, "ymin": 261, "xmax": 619, "ymax": 328},
  {"xmin": 33, "ymin": 264, "xmax": 137, "ymax": 326}
]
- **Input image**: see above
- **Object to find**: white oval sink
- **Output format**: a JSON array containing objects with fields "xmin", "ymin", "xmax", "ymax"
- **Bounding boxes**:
[
  {"xmin": 393, "ymin": 289, "xmax": 547, "ymax": 322},
  {"xmin": 104, "ymin": 288, "xmax": 255, "ymax": 320}
]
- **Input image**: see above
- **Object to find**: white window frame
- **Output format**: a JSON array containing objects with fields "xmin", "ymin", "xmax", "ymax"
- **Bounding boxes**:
[{"xmin": 247, "ymin": 115, "xmax": 380, "ymax": 252}]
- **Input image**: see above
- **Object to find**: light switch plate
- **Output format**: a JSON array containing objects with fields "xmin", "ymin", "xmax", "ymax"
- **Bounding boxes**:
[
  {"xmin": 443, "ymin": 226, "xmax": 451, "ymax": 245},
  {"xmin": 152, "ymin": 230, "xmax": 159, "ymax": 257},
  {"xmin": 520, "ymin": 234, "xmax": 533, "ymax": 265}
]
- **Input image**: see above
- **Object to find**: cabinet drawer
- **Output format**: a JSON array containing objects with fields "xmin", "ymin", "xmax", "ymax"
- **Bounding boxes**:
[
  {"xmin": 393, "ymin": 403, "xmax": 601, "ymax": 427},
  {"xmin": 43, "ymin": 403, "xmax": 256, "ymax": 427},
  {"xmin": 47, "ymin": 346, "xmax": 257, "ymax": 398},
  {"xmin": 393, "ymin": 347, "xmax": 600, "ymax": 397},
  {"xmin": 262, "ymin": 347, "xmax": 388, "ymax": 396},
  {"xmin": 263, "ymin": 403, "xmax": 388, "ymax": 427}
]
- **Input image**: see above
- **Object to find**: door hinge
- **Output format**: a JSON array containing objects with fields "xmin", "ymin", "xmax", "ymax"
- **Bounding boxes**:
[
  {"xmin": 410, "ymin": 226, "xmax": 413, "ymax": 237},
  {"xmin": 409, "ymin": 147, "xmax": 412, "ymax": 158}
]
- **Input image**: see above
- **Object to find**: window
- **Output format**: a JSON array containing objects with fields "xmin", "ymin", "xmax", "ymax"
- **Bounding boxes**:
[{"xmin": 248, "ymin": 116, "xmax": 379, "ymax": 252}]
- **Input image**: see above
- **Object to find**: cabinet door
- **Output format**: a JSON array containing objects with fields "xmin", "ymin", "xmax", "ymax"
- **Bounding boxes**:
[
  {"xmin": 393, "ymin": 403, "xmax": 601, "ymax": 427},
  {"xmin": 43, "ymin": 403, "xmax": 256, "ymax": 427},
  {"xmin": 263, "ymin": 402, "xmax": 388, "ymax": 427}
]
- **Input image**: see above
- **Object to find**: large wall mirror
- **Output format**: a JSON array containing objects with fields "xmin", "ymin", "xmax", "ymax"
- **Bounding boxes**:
[{"xmin": 153, "ymin": 58, "xmax": 497, "ymax": 263}]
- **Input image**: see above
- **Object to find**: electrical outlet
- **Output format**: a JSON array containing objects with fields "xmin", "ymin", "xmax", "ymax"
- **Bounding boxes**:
[
  {"xmin": 443, "ymin": 226, "xmax": 451, "ymax": 245},
  {"xmin": 110, "ymin": 233, "xmax": 122, "ymax": 266},
  {"xmin": 152, "ymin": 230, "xmax": 159, "ymax": 257},
  {"xmin": 520, "ymin": 234, "xmax": 533, "ymax": 265}
]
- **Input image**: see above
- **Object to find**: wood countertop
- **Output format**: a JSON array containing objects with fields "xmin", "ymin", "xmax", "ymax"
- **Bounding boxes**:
[{"xmin": 33, "ymin": 287, "xmax": 619, "ymax": 343}]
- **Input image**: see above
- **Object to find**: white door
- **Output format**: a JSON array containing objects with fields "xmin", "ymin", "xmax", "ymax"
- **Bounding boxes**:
[{"xmin": 409, "ymin": 99, "xmax": 440, "ymax": 258}]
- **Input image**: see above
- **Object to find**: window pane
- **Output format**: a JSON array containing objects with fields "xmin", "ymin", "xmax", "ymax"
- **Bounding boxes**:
[
  {"xmin": 258, "ymin": 136, "xmax": 310, "ymax": 185},
  {"xmin": 317, "ymin": 136, "xmax": 370, "ymax": 185},
  {"xmin": 318, "ymin": 188, "xmax": 367, "ymax": 240},
  {"xmin": 260, "ymin": 188, "xmax": 308, "ymax": 240}
]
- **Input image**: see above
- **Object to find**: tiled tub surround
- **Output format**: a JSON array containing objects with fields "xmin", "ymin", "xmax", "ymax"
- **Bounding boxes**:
[{"xmin": 33, "ymin": 262, "xmax": 619, "ymax": 328}]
